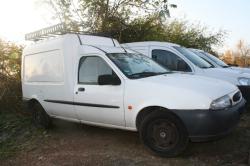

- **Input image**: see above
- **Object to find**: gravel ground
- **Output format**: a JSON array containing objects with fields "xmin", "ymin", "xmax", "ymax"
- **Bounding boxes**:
[{"xmin": 2, "ymin": 112, "xmax": 250, "ymax": 166}]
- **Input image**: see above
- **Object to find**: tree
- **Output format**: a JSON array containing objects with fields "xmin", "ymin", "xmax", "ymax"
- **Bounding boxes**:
[
  {"xmin": 44, "ymin": 0, "xmax": 177, "ymax": 33},
  {"xmin": 43, "ymin": 1, "xmax": 224, "ymax": 52},
  {"xmin": 163, "ymin": 20, "xmax": 226, "ymax": 52},
  {"xmin": 0, "ymin": 39, "xmax": 23, "ymax": 111},
  {"xmin": 223, "ymin": 49, "xmax": 235, "ymax": 65},
  {"xmin": 118, "ymin": 18, "xmax": 225, "ymax": 52},
  {"xmin": 0, "ymin": 39, "xmax": 22, "ymax": 78},
  {"xmin": 236, "ymin": 40, "xmax": 250, "ymax": 67},
  {"xmin": 117, "ymin": 15, "xmax": 166, "ymax": 43}
]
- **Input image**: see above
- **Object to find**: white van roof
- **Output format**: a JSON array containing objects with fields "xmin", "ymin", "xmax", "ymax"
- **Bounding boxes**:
[
  {"xmin": 25, "ymin": 23, "xmax": 120, "ymax": 47},
  {"xmin": 78, "ymin": 35, "xmax": 120, "ymax": 47},
  {"xmin": 27, "ymin": 33, "xmax": 120, "ymax": 47},
  {"xmin": 122, "ymin": 41, "xmax": 180, "ymax": 48},
  {"xmin": 23, "ymin": 33, "xmax": 135, "ymax": 55}
]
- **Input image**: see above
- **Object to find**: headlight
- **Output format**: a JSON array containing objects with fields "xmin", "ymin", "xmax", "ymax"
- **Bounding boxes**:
[
  {"xmin": 210, "ymin": 95, "xmax": 231, "ymax": 110},
  {"xmin": 238, "ymin": 77, "xmax": 250, "ymax": 86}
]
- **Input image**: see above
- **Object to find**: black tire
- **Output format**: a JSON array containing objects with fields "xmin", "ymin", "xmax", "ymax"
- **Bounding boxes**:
[
  {"xmin": 139, "ymin": 111, "xmax": 189, "ymax": 157},
  {"xmin": 32, "ymin": 102, "xmax": 52, "ymax": 129}
]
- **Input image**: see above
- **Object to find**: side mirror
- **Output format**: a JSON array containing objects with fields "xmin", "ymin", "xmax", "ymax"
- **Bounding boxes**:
[
  {"xmin": 177, "ymin": 60, "xmax": 189, "ymax": 72},
  {"xmin": 98, "ymin": 74, "xmax": 121, "ymax": 85}
]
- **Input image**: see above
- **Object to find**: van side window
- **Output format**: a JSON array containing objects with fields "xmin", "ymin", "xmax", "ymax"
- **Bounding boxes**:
[
  {"xmin": 152, "ymin": 49, "xmax": 192, "ymax": 72},
  {"xmin": 78, "ymin": 56, "xmax": 118, "ymax": 84}
]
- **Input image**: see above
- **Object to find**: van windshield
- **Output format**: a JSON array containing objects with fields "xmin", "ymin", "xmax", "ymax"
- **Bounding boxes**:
[
  {"xmin": 191, "ymin": 51, "xmax": 215, "ymax": 67},
  {"xmin": 202, "ymin": 52, "xmax": 229, "ymax": 68},
  {"xmin": 107, "ymin": 53, "xmax": 171, "ymax": 79},
  {"xmin": 174, "ymin": 46, "xmax": 213, "ymax": 69}
]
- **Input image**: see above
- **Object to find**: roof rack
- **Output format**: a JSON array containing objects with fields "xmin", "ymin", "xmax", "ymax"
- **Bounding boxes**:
[{"xmin": 25, "ymin": 23, "xmax": 86, "ymax": 41}]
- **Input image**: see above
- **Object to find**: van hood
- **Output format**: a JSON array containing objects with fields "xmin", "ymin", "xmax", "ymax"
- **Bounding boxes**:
[
  {"xmin": 137, "ymin": 73, "xmax": 237, "ymax": 100},
  {"xmin": 203, "ymin": 68, "xmax": 250, "ymax": 85},
  {"xmin": 125, "ymin": 73, "xmax": 239, "ymax": 110},
  {"xmin": 231, "ymin": 66, "xmax": 250, "ymax": 74},
  {"xmin": 207, "ymin": 67, "xmax": 243, "ymax": 74}
]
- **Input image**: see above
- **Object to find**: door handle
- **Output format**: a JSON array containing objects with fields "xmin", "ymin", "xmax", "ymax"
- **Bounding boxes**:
[{"xmin": 78, "ymin": 87, "xmax": 85, "ymax": 92}]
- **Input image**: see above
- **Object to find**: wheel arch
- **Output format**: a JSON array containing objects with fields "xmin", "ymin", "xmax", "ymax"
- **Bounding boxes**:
[
  {"xmin": 27, "ymin": 98, "xmax": 39, "ymax": 108},
  {"xmin": 25, "ymin": 97, "xmax": 47, "ymax": 113},
  {"xmin": 135, "ymin": 106, "xmax": 185, "ymax": 131}
]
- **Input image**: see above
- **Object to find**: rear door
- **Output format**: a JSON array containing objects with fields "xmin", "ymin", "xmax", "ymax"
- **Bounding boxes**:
[{"xmin": 74, "ymin": 55, "xmax": 125, "ymax": 126}]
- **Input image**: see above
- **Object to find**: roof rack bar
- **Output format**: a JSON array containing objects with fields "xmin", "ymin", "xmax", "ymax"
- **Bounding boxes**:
[
  {"xmin": 24, "ymin": 23, "xmax": 118, "ymax": 47},
  {"xmin": 25, "ymin": 23, "xmax": 68, "ymax": 41}
]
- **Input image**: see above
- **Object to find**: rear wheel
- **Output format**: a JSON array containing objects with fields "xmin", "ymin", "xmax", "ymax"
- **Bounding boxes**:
[
  {"xmin": 32, "ymin": 102, "xmax": 52, "ymax": 129},
  {"xmin": 139, "ymin": 111, "xmax": 188, "ymax": 157}
]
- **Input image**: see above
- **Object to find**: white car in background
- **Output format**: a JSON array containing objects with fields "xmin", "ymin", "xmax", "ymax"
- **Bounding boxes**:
[
  {"xmin": 122, "ymin": 42, "xmax": 250, "ymax": 102},
  {"xmin": 190, "ymin": 48, "xmax": 250, "ymax": 102},
  {"xmin": 189, "ymin": 48, "xmax": 250, "ymax": 74}
]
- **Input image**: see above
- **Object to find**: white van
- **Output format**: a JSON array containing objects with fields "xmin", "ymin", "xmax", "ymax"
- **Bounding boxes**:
[
  {"xmin": 122, "ymin": 42, "xmax": 250, "ymax": 102},
  {"xmin": 22, "ymin": 28, "xmax": 245, "ymax": 157}
]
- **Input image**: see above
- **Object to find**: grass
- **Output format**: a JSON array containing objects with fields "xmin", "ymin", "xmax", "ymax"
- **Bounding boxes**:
[
  {"xmin": 0, "ymin": 110, "xmax": 46, "ymax": 160},
  {"xmin": 1, "ymin": 105, "xmax": 250, "ymax": 164}
]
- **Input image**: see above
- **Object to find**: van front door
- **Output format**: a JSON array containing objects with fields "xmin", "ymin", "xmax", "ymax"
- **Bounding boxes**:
[{"xmin": 74, "ymin": 55, "xmax": 125, "ymax": 126}]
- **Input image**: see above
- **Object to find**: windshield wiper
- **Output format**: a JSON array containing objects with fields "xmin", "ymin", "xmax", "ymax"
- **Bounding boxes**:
[
  {"xmin": 129, "ymin": 72, "xmax": 159, "ymax": 78},
  {"xmin": 129, "ymin": 71, "xmax": 171, "ymax": 78},
  {"xmin": 200, "ymin": 66, "xmax": 214, "ymax": 69},
  {"xmin": 157, "ymin": 71, "xmax": 173, "ymax": 75},
  {"xmin": 222, "ymin": 65, "xmax": 230, "ymax": 68}
]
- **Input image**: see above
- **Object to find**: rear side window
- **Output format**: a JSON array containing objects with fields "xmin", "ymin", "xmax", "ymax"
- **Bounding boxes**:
[
  {"xmin": 24, "ymin": 50, "xmax": 64, "ymax": 82},
  {"xmin": 152, "ymin": 49, "xmax": 192, "ymax": 72},
  {"xmin": 78, "ymin": 56, "xmax": 118, "ymax": 84}
]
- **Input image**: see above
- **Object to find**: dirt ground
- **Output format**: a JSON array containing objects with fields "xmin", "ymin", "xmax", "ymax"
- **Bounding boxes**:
[{"xmin": 2, "ymin": 112, "xmax": 250, "ymax": 166}]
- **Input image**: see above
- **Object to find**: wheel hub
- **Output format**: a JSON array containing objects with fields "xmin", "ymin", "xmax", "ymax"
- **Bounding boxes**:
[
  {"xmin": 148, "ymin": 120, "xmax": 179, "ymax": 150},
  {"xmin": 160, "ymin": 131, "xmax": 167, "ymax": 138}
]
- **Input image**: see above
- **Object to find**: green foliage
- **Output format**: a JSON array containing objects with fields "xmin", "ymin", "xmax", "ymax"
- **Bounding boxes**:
[
  {"xmin": 117, "ymin": 18, "xmax": 226, "ymax": 52},
  {"xmin": 45, "ymin": 1, "xmax": 224, "ymax": 52},
  {"xmin": 45, "ymin": 0, "xmax": 177, "ymax": 32},
  {"xmin": 0, "ymin": 39, "xmax": 23, "ymax": 112},
  {"xmin": 116, "ymin": 15, "xmax": 165, "ymax": 43},
  {"xmin": 0, "ymin": 39, "xmax": 22, "ymax": 78},
  {"xmin": 163, "ymin": 20, "xmax": 226, "ymax": 52}
]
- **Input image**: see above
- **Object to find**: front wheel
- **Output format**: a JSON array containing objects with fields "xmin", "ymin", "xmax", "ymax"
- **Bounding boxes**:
[{"xmin": 139, "ymin": 111, "xmax": 189, "ymax": 157}]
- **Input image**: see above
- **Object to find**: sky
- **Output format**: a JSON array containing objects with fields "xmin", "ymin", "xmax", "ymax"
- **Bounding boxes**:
[
  {"xmin": 170, "ymin": 0, "xmax": 250, "ymax": 52},
  {"xmin": 0, "ymin": 0, "xmax": 250, "ymax": 52}
]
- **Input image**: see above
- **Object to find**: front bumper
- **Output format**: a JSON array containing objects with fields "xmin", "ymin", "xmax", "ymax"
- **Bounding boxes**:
[
  {"xmin": 238, "ymin": 86, "xmax": 250, "ymax": 103},
  {"xmin": 173, "ymin": 99, "xmax": 246, "ymax": 142}
]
